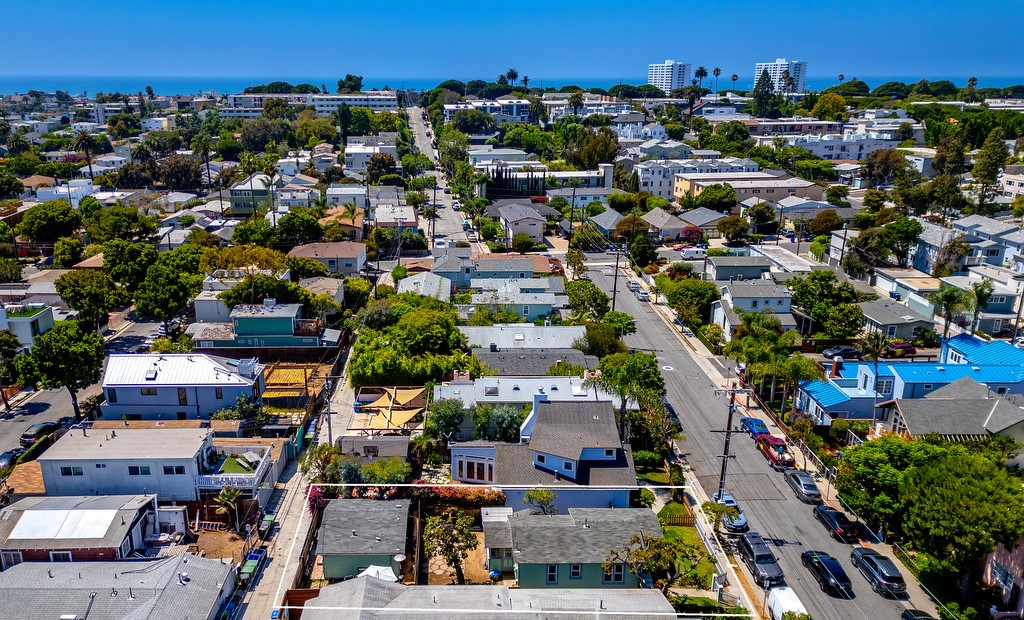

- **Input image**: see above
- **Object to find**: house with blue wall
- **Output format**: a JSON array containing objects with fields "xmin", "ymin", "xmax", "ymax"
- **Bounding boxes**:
[
  {"xmin": 432, "ymin": 250, "xmax": 537, "ymax": 290},
  {"xmin": 797, "ymin": 357, "xmax": 1024, "ymax": 425},
  {"xmin": 449, "ymin": 400, "xmax": 634, "ymax": 513},
  {"xmin": 940, "ymin": 268, "xmax": 1022, "ymax": 336},
  {"xmin": 941, "ymin": 333, "xmax": 1024, "ymax": 366},
  {"xmin": 467, "ymin": 278, "xmax": 568, "ymax": 322},
  {"xmin": 186, "ymin": 301, "xmax": 341, "ymax": 349}
]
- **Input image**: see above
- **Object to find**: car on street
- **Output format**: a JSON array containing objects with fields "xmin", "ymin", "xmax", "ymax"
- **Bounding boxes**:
[
  {"xmin": 901, "ymin": 611, "xmax": 936, "ymax": 620},
  {"xmin": 851, "ymin": 548, "xmax": 907, "ymax": 597},
  {"xmin": 20, "ymin": 421, "xmax": 60, "ymax": 447},
  {"xmin": 711, "ymin": 491, "xmax": 749, "ymax": 533},
  {"xmin": 0, "ymin": 447, "xmax": 25, "ymax": 469},
  {"xmin": 801, "ymin": 550, "xmax": 853, "ymax": 597},
  {"xmin": 813, "ymin": 505, "xmax": 859, "ymax": 543},
  {"xmin": 434, "ymin": 240, "xmax": 447, "ymax": 249},
  {"xmin": 737, "ymin": 532, "xmax": 784, "ymax": 587},
  {"xmin": 784, "ymin": 471, "xmax": 823, "ymax": 503},
  {"xmin": 756, "ymin": 434, "xmax": 796, "ymax": 470},
  {"xmin": 739, "ymin": 417, "xmax": 769, "ymax": 438},
  {"xmin": 635, "ymin": 290, "xmax": 650, "ymax": 302},
  {"xmin": 883, "ymin": 342, "xmax": 917, "ymax": 358},
  {"xmin": 822, "ymin": 345, "xmax": 862, "ymax": 360}
]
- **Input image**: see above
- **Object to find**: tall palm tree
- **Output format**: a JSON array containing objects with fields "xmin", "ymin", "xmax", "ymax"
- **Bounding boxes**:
[
  {"xmin": 683, "ymin": 84, "xmax": 701, "ymax": 121},
  {"xmin": 838, "ymin": 74, "xmax": 845, "ymax": 85},
  {"xmin": 929, "ymin": 285, "xmax": 971, "ymax": 339},
  {"xmin": 567, "ymin": 90, "xmax": 585, "ymax": 117},
  {"xmin": 730, "ymin": 74, "xmax": 738, "ymax": 93},
  {"xmin": 132, "ymin": 140, "xmax": 154, "ymax": 165},
  {"xmin": 694, "ymin": 66, "xmax": 708, "ymax": 90},
  {"xmin": 860, "ymin": 330, "xmax": 890, "ymax": 425},
  {"xmin": 521, "ymin": 75, "xmax": 529, "ymax": 88},
  {"xmin": 780, "ymin": 70, "xmax": 791, "ymax": 97},
  {"xmin": 191, "ymin": 134, "xmax": 213, "ymax": 193},
  {"xmin": 260, "ymin": 156, "xmax": 279, "ymax": 219},
  {"xmin": 6, "ymin": 132, "xmax": 29, "ymax": 156},
  {"xmin": 966, "ymin": 76, "xmax": 978, "ymax": 103},
  {"xmin": 239, "ymin": 151, "xmax": 260, "ymax": 216},
  {"xmin": 423, "ymin": 206, "xmax": 440, "ymax": 243},
  {"xmin": 506, "ymin": 68, "xmax": 519, "ymax": 86},
  {"xmin": 72, "ymin": 131, "xmax": 95, "ymax": 180},
  {"xmin": 779, "ymin": 354, "xmax": 824, "ymax": 415},
  {"xmin": 712, "ymin": 67, "xmax": 722, "ymax": 93},
  {"xmin": 967, "ymin": 279, "xmax": 994, "ymax": 333},
  {"xmin": 213, "ymin": 486, "xmax": 243, "ymax": 532},
  {"xmin": 0, "ymin": 118, "xmax": 10, "ymax": 144}
]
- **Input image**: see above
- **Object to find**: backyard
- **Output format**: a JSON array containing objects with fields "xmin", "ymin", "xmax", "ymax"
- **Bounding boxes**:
[{"xmin": 659, "ymin": 502, "xmax": 715, "ymax": 589}]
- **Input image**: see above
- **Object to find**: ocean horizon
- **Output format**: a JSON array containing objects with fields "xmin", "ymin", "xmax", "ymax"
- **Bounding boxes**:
[{"xmin": 2, "ymin": 74, "xmax": 1023, "ymax": 97}]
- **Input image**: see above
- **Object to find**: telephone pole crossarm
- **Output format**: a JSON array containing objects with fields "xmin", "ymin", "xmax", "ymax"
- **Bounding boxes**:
[{"xmin": 711, "ymin": 385, "xmax": 754, "ymax": 503}]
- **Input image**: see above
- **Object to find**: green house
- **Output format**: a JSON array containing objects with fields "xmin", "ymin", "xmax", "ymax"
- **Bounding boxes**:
[
  {"xmin": 316, "ymin": 499, "xmax": 408, "ymax": 581},
  {"xmin": 187, "ymin": 301, "xmax": 340, "ymax": 349},
  {"xmin": 483, "ymin": 507, "xmax": 663, "ymax": 588}
]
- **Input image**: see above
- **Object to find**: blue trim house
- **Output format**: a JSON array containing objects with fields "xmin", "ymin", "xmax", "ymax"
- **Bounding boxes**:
[
  {"xmin": 797, "ymin": 357, "xmax": 1024, "ymax": 425},
  {"xmin": 941, "ymin": 333, "xmax": 1024, "ymax": 366}
]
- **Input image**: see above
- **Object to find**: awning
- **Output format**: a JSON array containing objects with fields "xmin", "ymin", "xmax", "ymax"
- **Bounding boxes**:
[
  {"xmin": 367, "ymin": 408, "xmax": 421, "ymax": 430},
  {"xmin": 357, "ymin": 565, "xmax": 398, "ymax": 581}
]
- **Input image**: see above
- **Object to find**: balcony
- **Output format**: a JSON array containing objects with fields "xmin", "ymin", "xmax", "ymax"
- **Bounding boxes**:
[
  {"xmin": 195, "ymin": 445, "xmax": 271, "ymax": 491},
  {"xmin": 294, "ymin": 318, "xmax": 322, "ymax": 336}
]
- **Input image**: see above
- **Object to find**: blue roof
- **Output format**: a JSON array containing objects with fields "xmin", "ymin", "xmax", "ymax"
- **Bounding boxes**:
[
  {"xmin": 888, "ymin": 363, "xmax": 1024, "ymax": 384},
  {"xmin": 945, "ymin": 334, "xmax": 1024, "ymax": 366},
  {"xmin": 800, "ymin": 380, "xmax": 850, "ymax": 407}
]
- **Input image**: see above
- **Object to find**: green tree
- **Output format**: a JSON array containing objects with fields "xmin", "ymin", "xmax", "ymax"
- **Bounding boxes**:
[
  {"xmin": 860, "ymin": 330, "xmax": 890, "ymax": 421},
  {"xmin": 0, "ymin": 258, "xmax": 22, "ymax": 284},
  {"xmin": 213, "ymin": 487, "xmax": 242, "ymax": 532},
  {"xmin": 72, "ymin": 130, "xmax": 96, "ymax": 180},
  {"xmin": 694, "ymin": 184, "xmax": 736, "ymax": 211},
  {"xmin": 511, "ymin": 232, "xmax": 535, "ymax": 254},
  {"xmin": 880, "ymin": 217, "xmax": 922, "ymax": 268},
  {"xmin": 18, "ymin": 321, "xmax": 104, "ymax": 420},
  {"xmin": 16, "ymin": 200, "xmax": 82, "ymax": 243},
  {"xmin": 134, "ymin": 262, "xmax": 201, "ymax": 331},
  {"xmin": 425, "ymin": 398, "xmax": 465, "ymax": 442},
  {"xmin": 702, "ymin": 501, "xmax": 740, "ymax": 536},
  {"xmin": 593, "ymin": 352, "xmax": 665, "ymax": 440},
  {"xmin": 52, "ymin": 236, "xmax": 83, "ymax": 268},
  {"xmin": 0, "ymin": 330, "xmax": 22, "ymax": 411},
  {"xmin": 929, "ymin": 284, "xmax": 972, "ymax": 339},
  {"xmin": 752, "ymin": 69, "xmax": 777, "ymax": 118},
  {"xmin": 965, "ymin": 279, "xmax": 994, "ymax": 333},
  {"xmin": 605, "ymin": 534, "xmax": 706, "ymax": 595},
  {"xmin": 566, "ymin": 247, "xmax": 587, "ymax": 279},
  {"xmin": 423, "ymin": 509, "xmax": 478, "ymax": 585},
  {"xmin": 102, "ymin": 239, "xmax": 158, "ymax": 291},
  {"xmin": 219, "ymin": 273, "xmax": 312, "ymax": 309},
  {"xmin": 490, "ymin": 404, "xmax": 525, "ymax": 442},
  {"xmin": 811, "ymin": 92, "xmax": 848, "ymax": 122},
  {"xmin": 85, "ymin": 204, "xmax": 158, "ymax": 243},
  {"xmin": 276, "ymin": 211, "xmax": 324, "ymax": 246},
  {"xmin": 818, "ymin": 303, "xmax": 865, "ymax": 340},
  {"xmin": 231, "ymin": 217, "xmax": 277, "ymax": 246},
  {"xmin": 285, "ymin": 256, "xmax": 330, "ymax": 279},
  {"xmin": 809, "ymin": 209, "xmax": 844, "ymax": 236},
  {"xmin": 565, "ymin": 280, "xmax": 610, "ymax": 320},
  {"xmin": 573, "ymin": 322, "xmax": 627, "ymax": 358},
  {"xmin": 716, "ymin": 215, "xmax": 749, "ymax": 241},
  {"xmin": 157, "ymin": 154, "xmax": 202, "ymax": 190},
  {"xmin": 366, "ymin": 152, "xmax": 397, "ymax": 184},
  {"xmin": 602, "ymin": 310, "xmax": 637, "ymax": 337},
  {"xmin": 54, "ymin": 270, "xmax": 126, "ymax": 329},
  {"xmin": 903, "ymin": 452, "xmax": 1024, "ymax": 598},
  {"xmin": 523, "ymin": 489, "xmax": 558, "ymax": 515},
  {"xmin": 972, "ymin": 127, "xmax": 1010, "ymax": 213}
]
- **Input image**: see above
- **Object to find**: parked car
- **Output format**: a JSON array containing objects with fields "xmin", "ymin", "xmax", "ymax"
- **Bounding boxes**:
[
  {"xmin": 801, "ymin": 550, "xmax": 853, "ymax": 597},
  {"xmin": 813, "ymin": 505, "xmax": 859, "ymax": 543},
  {"xmin": 901, "ymin": 611, "xmax": 936, "ymax": 620},
  {"xmin": 0, "ymin": 447, "xmax": 25, "ymax": 469},
  {"xmin": 883, "ymin": 342, "xmax": 917, "ymax": 358},
  {"xmin": 711, "ymin": 492, "xmax": 749, "ymax": 533},
  {"xmin": 756, "ymin": 435, "xmax": 796, "ymax": 470},
  {"xmin": 739, "ymin": 417, "xmax": 770, "ymax": 438},
  {"xmin": 737, "ymin": 532, "xmax": 784, "ymax": 587},
  {"xmin": 681, "ymin": 248, "xmax": 707, "ymax": 260},
  {"xmin": 20, "ymin": 422, "xmax": 60, "ymax": 447},
  {"xmin": 851, "ymin": 548, "xmax": 906, "ymax": 597},
  {"xmin": 822, "ymin": 345, "xmax": 862, "ymax": 360},
  {"xmin": 784, "ymin": 471, "xmax": 822, "ymax": 504},
  {"xmin": 635, "ymin": 290, "xmax": 650, "ymax": 302}
]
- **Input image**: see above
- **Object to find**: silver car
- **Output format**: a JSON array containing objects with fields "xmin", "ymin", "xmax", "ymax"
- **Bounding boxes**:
[{"xmin": 784, "ymin": 471, "xmax": 822, "ymax": 504}]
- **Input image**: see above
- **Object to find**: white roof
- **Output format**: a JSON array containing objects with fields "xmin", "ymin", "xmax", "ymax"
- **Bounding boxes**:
[
  {"xmin": 40, "ymin": 428, "xmax": 211, "ymax": 461},
  {"xmin": 102, "ymin": 353, "xmax": 260, "ymax": 387}
]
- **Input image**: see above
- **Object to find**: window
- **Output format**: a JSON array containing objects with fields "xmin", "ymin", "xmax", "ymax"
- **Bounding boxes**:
[
  {"xmin": 128, "ymin": 466, "xmax": 151, "ymax": 476},
  {"xmin": 998, "ymin": 386, "xmax": 1009, "ymax": 395},
  {"xmin": 49, "ymin": 551, "xmax": 73, "ymax": 562},
  {"xmin": 993, "ymin": 561, "xmax": 1014, "ymax": 590},
  {"xmin": 923, "ymin": 384, "xmax": 933, "ymax": 390},
  {"xmin": 163, "ymin": 465, "xmax": 186, "ymax": 475},
  {"xmin": 603, "ymin": 563, "xmax": 625, "ymax": 583},
  {"xmin": 107, "ymin": 388, "xmax": 117, "ymax": 404},
  {"xmin": 887, "ymin": 325, "xmax": 898, "ymax": 337},
  {"xmin": 564, "ymin": 461, "xmax": 573, "ymax": 471},
  {"xmin": 141, "ymin": 387, "xmax": 157, "ymax": 396},
  {"xmin": 0, "ymin": 551, "xmax": 22, "ymax": 570},
  {"xmin": 876, "ymin": 379, "xmax": 893, "ymax": 394},
  {"xmin": 522, "ymin": 305, "xmax": 529, "ymax": 316},
  {"xmin": 536, "ymin": 454, "xmax": 546, "ymax": 464},
  {"xmin": 178, "ymin": 388, "xmax": 188, "ymax": 406},
  {"xmin": 751, "ymin": 300, "xmax": 758, "ymax": 308},
  {"xmin": 570, "ymin": 564, "xmax": 582, "ymax": 579},
  {"xmin": 215, "ymin": 388, "xmax": 223, "ymax": 399},
  {"xmin": 60, "ymin": 466, "xmax": 83, "ymax": 477},
  {"xmin": 546, "ymin": 564, "xmax": 558, "ymax": 584},
  {"xmin": 605, "ymin": 449, "xmax": 614, "ymax": 457},
  {"xmin": 949, "ymin": 351, "xmax": 963, "ymax": 364},
  {"xmin": 992, "ymin": 295, "xmax": 1007, "ymax": 304},
  {"xmin": 95, "ymin": 463, "xmax": 106, "ymax": 468}
]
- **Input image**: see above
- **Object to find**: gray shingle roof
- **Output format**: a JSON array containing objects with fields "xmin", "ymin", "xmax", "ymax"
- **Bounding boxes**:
[
  {"xmin": 528, "ymin": 401, "xmax": 620, "ymax": 459},
  {"xmin": 858, "ymin": 299, "xmax": 932, "ymax": 326},
  {"xmin": 510, "ymin": 508, "xmax": 662, "ymax": 564},
  {"xmin": 680, "ymin": 206, "xmax": 727, "ymax": 227},
  {"xmin": 641, "ymin": 207, "xmax": 685, "ymax": 231},
  {"xmin": 590, "ymin": 209, "xmax": 623, "ymax": 231},
  {"xmin": 0, "ymin": 553, "xmax": 231, "ymax": 620},
  {"xmin": 498, "ymin": 204, "xmax": 546, "ymax": 223},
  {"xmin": 896, "ymin": 377, "xmax": 1024, "ymax": 436},
  {"xmin": 474, "ymin": 349, "xmax": 598, "ymax": 376},
  {"xmin": 317, "ymin": 500, "xmax": 408, "ymax": 557},
  {"xmin": 494, "ymin": 443, "xmax": 637, "ymax": 487}
]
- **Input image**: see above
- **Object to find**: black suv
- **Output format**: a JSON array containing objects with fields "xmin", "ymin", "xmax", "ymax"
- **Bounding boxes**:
[
  {"xmin": 851, "ymin": 548, "xmax": 906, "ymax": 597},
  {"xmin": 822, "ymin": 345, "xmax": 862, "ymax": 360},
  {"xmin": 813, "ymin": 505, "xmax": 859, "ymax": 543},
  {"xmin": 801, "ymin": 550, "xmax": 853, "ymax": 597},
  {"xmin": 20, "ymin": 422, "xmax": 59, "ymax": 447},
  {"xmin": 737, "ymin": 532, "xmax": 784, "ymax": 587}
]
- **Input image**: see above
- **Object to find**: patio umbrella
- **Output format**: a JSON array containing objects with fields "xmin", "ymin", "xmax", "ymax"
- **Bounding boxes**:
[{"xmin": 357, "ymin": 565, "xmax": 398, "ymax": 581}]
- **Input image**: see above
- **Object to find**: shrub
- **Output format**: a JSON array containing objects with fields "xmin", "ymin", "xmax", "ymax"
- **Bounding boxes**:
[
  {"xmin": 633, "ymin": 488, "xmax": 656, "ymax": 508},
  {"xmin": 643, "ymin": 264, "xmax": 661, "ymax": 274},
  {"xmin": 633, "ymin": 450, "xmax": 662, "ymax": 469},
  {"xmin": 411, "ymin": 482, "xmax": 506, "ymax": 508},
  {"xmin": 706, "ymin": 248, "xmax": 728, "ymax": 257}
]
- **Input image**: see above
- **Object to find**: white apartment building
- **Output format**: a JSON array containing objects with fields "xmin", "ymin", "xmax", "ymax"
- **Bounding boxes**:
[
  {"xmin": 648, "ymin": 60, "xmax": 692, "ymax": 95},
  {"xmin": 36, "ymin": 179, "xmax": 95, "ymax": 207},
  {"xmin": 637, "ymin": 157, "xmax": 759, "ymax": 200},
  {"xmin": 345, "ymin": 144, "xmax": 398, "ymax": 173},
  {"xmin": 761, "ymin": 132, "xmax": 902, "ymax": 161},
  {"xmin": 221, "ymin": 92, "xmax": 399, "ymax": 119},
  {"xmin": 441, "ymin": 99, "xmax": 532, "ymax": 124},
  {"xmin": 754, "ymin": 58, "xmax": 808, "ymax": 94}
]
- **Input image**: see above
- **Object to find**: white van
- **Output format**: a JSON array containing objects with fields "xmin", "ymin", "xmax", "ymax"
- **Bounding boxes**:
[
  {"xmin": 766, "ymin": 586, "xmax": 807, "ymax": 620},
  {"xmin": 681, "ymin": 248, "xmax": 707, "ymax": 260}
]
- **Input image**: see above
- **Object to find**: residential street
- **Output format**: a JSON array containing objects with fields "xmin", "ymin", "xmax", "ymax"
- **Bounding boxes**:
[{"xmin": 583, "ymin": 260, "xmax": 937, "ymax": 619}]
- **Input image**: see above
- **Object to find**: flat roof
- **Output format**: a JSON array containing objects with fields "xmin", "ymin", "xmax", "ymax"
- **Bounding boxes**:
[
  {"xmin": 40, "ymin": 428, "xmax": 210, "ymax": 461},
  {"xmin": 103, "ymin": 354, "xmax": 258, "ymax": 387}
]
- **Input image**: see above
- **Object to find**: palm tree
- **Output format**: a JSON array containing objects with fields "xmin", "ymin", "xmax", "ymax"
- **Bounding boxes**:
[
  {"xmin": 694, "ymin": 66, "xmax": 708, "ymax": 90},
  {"xmin": 239, "ymin": 151, "xmax": 260, "ymax": 216},
  {"xmin": 929, "ymin": 285, "xmax": 971, "ymax": 339},
  {"xmin": 423, "ymin": 206, "xmax": 440, "ymax": 243},
  {"xmin": 0, "ymin": 118, "xmax": 10, "ymax": 144},
  {"xmin": 521, "ymin": 75, "xmax": 529, "ymax": 88},
  {"xmin": 73, "ymin": 131, "xmax": 95, "ymax": 180},
  {"xmin": 683, "ymin": 84, "xmax": 701, "ymax": 121},
  {"xmin": 6, "ymin": 132, "xmax": 29, "ymax": 156},
  {"xmin": 778, "ymin": 354, "xmax": 823, "ymax": 414},
  {"xmin": 713, "ymin": 67, "xmax": 722, "ymax": 93},
  {"xmin": 966, "ymin": 76, "xmax": 978, "ymax": 103},
  {"xmin": 780, "ymin": 70, "xmax": 791, "ymax": 97},
  {"xmin": 730, "ymin": 74, "xmax": 738, "ymax": 93},
  {"xmin": 838, "ymin": 74, "xmax": 845, "ymax": 85},
  {"xmin": 860, "ymin": 330, "xmax": 890, "ymax": 425},
  {"xmin": 260, "ymin": 156, "xmax": 279, "ymax": 220},
  {"xmin": 505, "ymin": 68, "xmax": 519, "ymax": 86},
  {"xmin": 213, "ymin": 487, "xmax": 243, "ymax": 532},
  {"xmin": 567, "ymin": 90, "xmax": 585, "ymax": 117},
  {"xmin": 132, "ymin": 140, "xmax": 154, "ymax": 165},
  {"xmin": 966, "ymin": 279, "xmax": 994, "ymax": 333},
  {"xmin": 191, "ymin": 134, "xmax": 213, "ymax": 193}
]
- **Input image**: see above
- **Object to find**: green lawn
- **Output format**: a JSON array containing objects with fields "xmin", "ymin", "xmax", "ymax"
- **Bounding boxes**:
[
  {"xmin": 662, "ymin": 524, "xmax": 716, "ymax": 586},
  {"xmin": 217, "ymin": 456, "xmax": 255, "ymax": 474},
  {"xmin": 658, "ymin": 501, "xmax": 690, "ymax": 519},
  {"xmin": 636, "ymin": 466, "xmax": 670, "ymax": 485}
]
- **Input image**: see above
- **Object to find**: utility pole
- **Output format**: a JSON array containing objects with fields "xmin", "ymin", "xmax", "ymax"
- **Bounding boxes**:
[
  {"xmin": 610, "ymin": 244, "xmax": 630, "ymax": 312},
  {"xmin": 711, "ymin": 384, "xmax": 753, "ymax": 501},
  {"xmin": 567, "ymin": 181, "xmax": 578, "ymax": 245},
  {"xmin": 324, "ymin": 379, "xmax": 334, "ymax": 445}
]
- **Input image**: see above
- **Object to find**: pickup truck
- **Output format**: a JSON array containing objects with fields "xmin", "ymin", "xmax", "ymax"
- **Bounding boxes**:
[{"xmin": 756, "ymin": 434, "xmax": 796, "ymax": 470}]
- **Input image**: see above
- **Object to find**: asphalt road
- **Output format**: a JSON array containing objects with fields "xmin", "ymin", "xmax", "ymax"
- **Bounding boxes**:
[
  {"xmin": 0, "ymin": 318, "xmax": 161, "ymax": 454},
  {"xmin": 583, "ymin": 261, "xmax": 922, "ymax": 620}
]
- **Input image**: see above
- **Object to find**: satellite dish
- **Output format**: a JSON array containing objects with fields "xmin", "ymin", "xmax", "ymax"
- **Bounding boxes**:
[{"xmin": 394, "ymin": 554, "xmax": 407, "ymax": 563}]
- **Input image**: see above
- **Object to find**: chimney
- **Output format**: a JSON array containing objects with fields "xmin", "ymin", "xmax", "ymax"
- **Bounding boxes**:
[
  {"xmin": 490, "ymin": 343, "xmax": 498, "ymax": 353},
  {"xmin": 829, "ymin": 360, "xmax": 841, "ymax": 378}
]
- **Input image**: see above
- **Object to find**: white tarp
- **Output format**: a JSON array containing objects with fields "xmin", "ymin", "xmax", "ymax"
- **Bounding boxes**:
[{"xmin": 357, "ymin": 565, "xmax": 398, "ymax": 582}]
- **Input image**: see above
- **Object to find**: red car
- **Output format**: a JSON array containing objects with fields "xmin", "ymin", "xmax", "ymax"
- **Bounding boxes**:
[
  {"xmin": 883, "ymin": 342, "xmax": 917, "ymax": 358},
  {"xmin": 756, "ymin": 435, "xmax": 796, "ymax": 470}
]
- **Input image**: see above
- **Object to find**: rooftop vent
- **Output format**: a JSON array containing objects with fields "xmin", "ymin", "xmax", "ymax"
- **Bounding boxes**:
[{"xmin": 144, "ymin": 369, "xmax": 157, "ymax": 381}]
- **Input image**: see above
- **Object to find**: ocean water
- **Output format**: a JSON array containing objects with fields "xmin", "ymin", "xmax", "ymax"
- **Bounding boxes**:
[{"xmin": 1, "ymin": 75, "xmax": 1022, "ymax": 97}]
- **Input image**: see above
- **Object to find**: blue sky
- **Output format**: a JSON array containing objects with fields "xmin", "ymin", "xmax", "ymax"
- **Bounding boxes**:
[{"xmin": 3, "ymin": 0, "xmax": 1021, "ymax": 81}]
